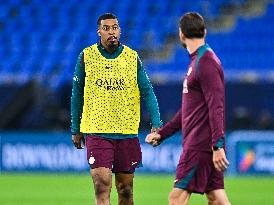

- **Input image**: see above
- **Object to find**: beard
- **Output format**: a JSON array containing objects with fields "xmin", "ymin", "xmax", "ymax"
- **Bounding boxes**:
[
  {"xmin": 107, "ymin": 36, "xmax": 119, "ymax": 50},
  {"xmin": 107, "ymin": 41, "xmax": 118, "ymax": 52}
]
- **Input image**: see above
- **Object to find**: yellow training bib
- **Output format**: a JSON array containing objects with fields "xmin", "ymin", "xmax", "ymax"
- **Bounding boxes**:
[{"xmin": 80, "ymin": 44, "xmax": 140, "ymax": 134}]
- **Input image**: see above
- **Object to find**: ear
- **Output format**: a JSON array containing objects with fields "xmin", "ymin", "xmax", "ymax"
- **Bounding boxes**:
[
  {"xmin": 178, "ymin": 27, "xmax": 183, "ymax": 36},
  {"xmin": 97, "ymin": 29, "xmax": 101, "ymax": 37},
  {"xmin": 204, "ymin": 29, "xmax": 207, "ymax": 37},
  {"xmin": 178, "ymin": 28, "xmax": 183, "ymax": 38}
]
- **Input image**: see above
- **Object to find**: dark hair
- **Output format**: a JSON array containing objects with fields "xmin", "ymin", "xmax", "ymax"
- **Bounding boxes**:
[
  {"xmin": 97, "ymin": 13, "xmax": 118, "ymax": 26},
  {"xmin": 179, "ymin": 12, "xmax": 205, "ymax": 39}
]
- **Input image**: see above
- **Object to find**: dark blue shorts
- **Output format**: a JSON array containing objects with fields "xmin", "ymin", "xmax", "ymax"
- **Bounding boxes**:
[
  {"xmin": 86, "ymin": 135, "xmax": 142, "ymax": 173},
  {"xmin": 174, "ymin": 149, "xmax": 224, "ymax": 194}
]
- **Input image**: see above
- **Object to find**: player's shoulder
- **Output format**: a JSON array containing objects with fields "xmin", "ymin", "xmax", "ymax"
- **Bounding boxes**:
[
  {"xmin": 196, "ymin": 45, "xmax": 221, "ymax": 71},
  {"xmin": 122, "ymin": 44, "xmax": 138, "ymax": 55},
  {"xmin": 83, "ymin": 43, "xmax": 97, "ymax": 52},
  {"xmin": 200, "ymin": 51, "xmax": 220, "ymax": 64}
]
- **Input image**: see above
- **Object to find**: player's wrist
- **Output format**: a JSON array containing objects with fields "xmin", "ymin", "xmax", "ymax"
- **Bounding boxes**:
[
  {"xmin": 212, "ymin": 146, "xmax": 223, "ymax": 151},
  {"xmin": 212, "ymin": 147, "xmax": 221, "ymax": 151},
  {"xmin": 151, "ymin": 121, "xmax": 163, "ymax": 128},
  {"xmin": 212, "ymin": 137, "xmax": 225, "ymax": 151}
]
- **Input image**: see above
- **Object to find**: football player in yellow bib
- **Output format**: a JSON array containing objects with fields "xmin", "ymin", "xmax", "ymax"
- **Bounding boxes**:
[{"xmin": 71, "ymin": 13, "xmax": 162, "ymax": 205}]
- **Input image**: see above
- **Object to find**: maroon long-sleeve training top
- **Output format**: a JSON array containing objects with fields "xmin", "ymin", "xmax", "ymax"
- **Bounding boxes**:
[{"xmin": 158, "ymin": 44, "xmax": 225, "ymax": 152}]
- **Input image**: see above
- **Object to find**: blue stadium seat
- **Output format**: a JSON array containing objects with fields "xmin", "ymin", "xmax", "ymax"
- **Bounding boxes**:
[{"xmin": 0, "ymin": 0, "xmax": 272, "ymax": 86}]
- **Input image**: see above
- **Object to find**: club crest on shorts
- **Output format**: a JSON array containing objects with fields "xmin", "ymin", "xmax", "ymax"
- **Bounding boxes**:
[{"xmin": 89, "ymin": 152, "xmax": 95, "ymax": 164}]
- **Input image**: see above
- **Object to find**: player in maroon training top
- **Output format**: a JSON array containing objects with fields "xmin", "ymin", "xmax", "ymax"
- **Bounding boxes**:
[{"xmin": 146, "ymin": 12, "xmax": 231, "ymax": 205}]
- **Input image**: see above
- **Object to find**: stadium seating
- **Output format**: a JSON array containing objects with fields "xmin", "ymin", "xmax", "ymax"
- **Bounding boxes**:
[
  {"xmin": 0, "ymin": 0, "xmax": 273, "ymax": 88},
  {"xmin": 0, "ymin": 0, "xmax": 273, "ymax": 130}
]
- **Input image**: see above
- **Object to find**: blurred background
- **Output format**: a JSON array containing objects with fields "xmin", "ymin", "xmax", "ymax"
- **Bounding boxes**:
[
  {"xmin": 0, "ymin": 0, "xmax": 274, "ymax": 204},
  {"xmin": 0, "ymin": 0, "xmax": 273, "ymax": 131}
]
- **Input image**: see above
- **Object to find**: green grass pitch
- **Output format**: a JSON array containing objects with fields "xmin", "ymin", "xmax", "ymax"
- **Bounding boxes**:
[{"xmin": 0, "ymin": 174, "xmax": 273, "ymax": 204}]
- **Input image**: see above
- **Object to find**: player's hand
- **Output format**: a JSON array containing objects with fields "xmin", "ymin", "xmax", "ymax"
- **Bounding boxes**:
[
  {"xmin": 72, "ymin": 133, "xmax": 85, "ymax": 149},
  {"xmin": 213, "ymin": 148, "xmax": 230, "ymax": 172},
  {"xmin": 145, "ymin": 132, "xmax": 162, "ymax": 147}
]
